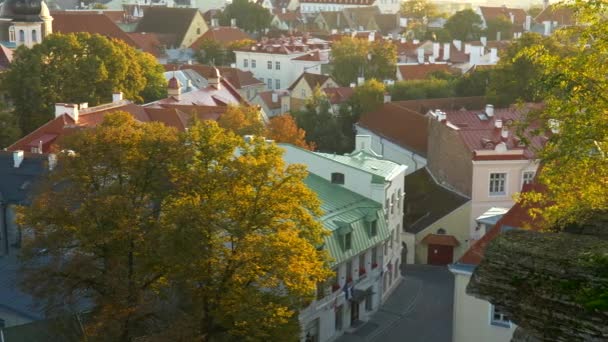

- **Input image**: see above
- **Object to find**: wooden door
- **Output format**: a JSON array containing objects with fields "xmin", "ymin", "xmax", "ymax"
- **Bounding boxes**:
[{"xmin": 427, "ymin": 244, "xmax": 453, "ymax": 265}]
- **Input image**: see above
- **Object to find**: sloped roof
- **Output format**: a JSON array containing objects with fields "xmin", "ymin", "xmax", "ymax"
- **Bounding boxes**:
[
  {"xmin": 151, "ymin": 78, "xmax": 245, "ymax": 107},
  {"xmin": 323, "ymin": 87, "xmax": 354, "ymax": 105},
  {"xmin": 291, "ymin": 50, "xmax": 323, "ymax": 61},
  {"xmin": 135, "ymin": 7, "xmax": 200, "ymax": 46},
  {"xmin": 255, "ymin": 91, "xmax": 283, "ymax": 110},
  {"xmin": 397, "ymin": 63, "xmax": 452, "ymax": 81},
  {"xmin": 534, "ymin": 4, "xmax": 575, "ymax": 26},
  {"xmin": 287, "ymin": 72, "xmax": 332, "ymax": 90},
  {"xmin": 404, "ymin": 168, "xmax": 470, "ymax": 234},
  {"xmin": 0, "ymin": 44, "xmax": 14, "ymax": 70},
  {"xmin": 421, "ymin": 234, "xmax": 460, "ymax": 246},
  {"xmin": 51, "ymin": 12, "xmax": 140, "ymax": 47},
  {"xmin": 301, "ymin": 0, "xmax": 374, "ymax": 4},
  {"xmin": 0, "ymin": 151, "xmax": 47, "ymax": 204},
  {"xmin": 163, "ymin": 64, "xmax": 264, "ymax": 89},
  {"xmin": 458, "ymin": 183, "xmax": 544, "ymax": 265},
  {"xmin": 315, "ymin": 149, "xmax": 405, "ymax": 182},
  {"xmin": 479, "ymin": 6, "xmax": 527, "ymax": 27},
  {"xmin": 126, "ymin": 32, "xmax": 162, "ymax": 56},
  {"xmin": 190, "ymin": 26, "xmax": 250, "ymax": 49},
  {"xmin": 304, "ymin": 173, "xmax": 389, "ymax": 265}
]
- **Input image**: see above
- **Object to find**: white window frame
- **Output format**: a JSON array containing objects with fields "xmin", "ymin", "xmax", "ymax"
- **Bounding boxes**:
[
  {"xmin": 489, "ymin": 304, "xmax": 511, "ymax": 328},
  {"xmin": 243, "ymin": 58, "xmax": 248, "ymax": 68},
  {"xmin": 275, "ymin": 79, "xmax": 280, "ymax": 89},
  {"xmin": 275, "ymin": 61, "xmax": 280, "ymax": 70},
  {"xmin": 251, "ymin": 59, "xmax": 256, "ymax": 68},
  {"xmin": 522, "ymin": 170, "xmax": 535, "ymax": 187},
  {"xmin": 489, "ymin": 172, "xmax": 507, "ymax": 196},
  {"xmin": 267, "ymin": 60, "xmax": 272, "ymax": 69}
]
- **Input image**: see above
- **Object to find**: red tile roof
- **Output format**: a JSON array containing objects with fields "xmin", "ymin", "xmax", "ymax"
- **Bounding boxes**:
[
  {"xmin": 421, "ymin": 234, "xmax": 460, "ymax": 247},
  {"xmin": 190, "ymin": 27, "xmax": 251, "ymax": 49},
  {"xmin": 287, "ymin": 72, "xmax": 332, "ymax": 91},
  {"xmin": 127, "ymin": 32, "xmax": 163, "ymax": 56},
  {"xmin": 0, "ymin": 45, "xmax": 14, "ymax": 70},
  {"xmin": 51, "ymin": 12, "xmax": 140, "ymax": 48},
  {"xmin": 163, "ymin": 64, "xmax": 264, "ymax": 89},
  {"xmin": 323, "ymin": 87, "xmax": 354, "ymax": 105},
  {"xmin": 357, "ymin": 97, "xmax": 486, "ymax": 156},
  {"xmin": 256, "ymin": 91, "xmax": 283, "ymax": 110},
  {"xmin": 479, "ymin": 6, "xmax": 527, "ymax": 27},
  {"xmin": 459, "ymin": 183, "xmax": 545, "ymax": 265},
  {"xmin": 301, "ymin": 0, "xmax": 374, "ymax": 4},
  {"xmin": 291, "ymin": 50, "xmax": 323, "ymax": 61},
  {"xmin": 397, "ymin": 64, "xmax": 452, "ymax": 81},
  {"xmin": 534, "ymin": 5, "xmax": 575, "ymax": 26},
  {"xmin": 151, "ymin": 79, "xmax": 245, "ymax": 107}
]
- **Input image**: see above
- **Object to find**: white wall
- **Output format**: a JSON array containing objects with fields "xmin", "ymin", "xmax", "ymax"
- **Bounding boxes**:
[
  {"xmin": 470, "ymin": 159, "xmax": 538, "ymax": 238},
  {"xmin": 355, "ymin": 125, "xmax": 427, "ymax": 174},
  {"xmin": 299, "ymin": 0, "xmax": 399, "ymax": 14},
  {"xmin": 451, "ymin": 271, "xmax": 516, "ymax": 342}
]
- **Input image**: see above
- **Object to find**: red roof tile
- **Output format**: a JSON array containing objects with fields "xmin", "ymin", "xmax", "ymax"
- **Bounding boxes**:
[
  {"xmin": 479, "ymin": 6, "xmax": 527, "ymax": 27},
  {"xmin": 0, "ymin": 45, "xmax": 14, "ymax": 70},
  {"xmin": 51, "ymin": 12, "xmax": 140, "ymax": 48},
  {"xmin": 421, "ymin": 234, "xmax": 460, "ymax": 247},
  {"xmin": 287, "ymin": 72, "xmax": 332, "ymax": 91},
  {"xmin": 323, "ymin": 87, "xmax": 354, "ymax": 104},
  {"xmin": 163, "ymin": 64, "xmax": 264, "ymax": 89},
  {"xmin": 397, "ymin": 64, "xmax": 452, "ymax": 81},
  {"xmin": 459, "ymin": 183, "xmax": 545, "ymax": 265},
  {"xmin": 256, "ymin": 91, "xmax": 283, "ymax": 110},
  {"xmin": 534, "ymin": 5, "xmax": 575, "ymax": 26},
  {"xmin": 127, "ymin": 32, "xmax": 162, "ymax": 56},
  {"xmin": 190, "ymin": 27, "xmax": 250, "ymax": 49}
]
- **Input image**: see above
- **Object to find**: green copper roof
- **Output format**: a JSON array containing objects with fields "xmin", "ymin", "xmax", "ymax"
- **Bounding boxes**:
[
  {"xmin": 305, "ymin": 174, "xmax": 390, "ymax": 265},
  {"xmin": 315, "ymin": 150, "xmax": 405, "ymax": 182}
]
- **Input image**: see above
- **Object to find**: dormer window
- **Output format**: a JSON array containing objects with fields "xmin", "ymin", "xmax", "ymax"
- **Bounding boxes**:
[
  {"xmin": 344, "ymin": 232, "xmax": 352, "ymax": 250},
  {"xmin": 370, "ymin": 220, "xmax": 377, "ymax": 237},
  {"xmin": 331, "ymin": 172, "xmax": 344, "ymax": 185}
]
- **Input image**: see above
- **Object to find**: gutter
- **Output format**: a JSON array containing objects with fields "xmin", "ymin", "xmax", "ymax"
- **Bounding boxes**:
[{"xmin": 447, "ymin": 262, "xmax": 476, "ymax": 275}]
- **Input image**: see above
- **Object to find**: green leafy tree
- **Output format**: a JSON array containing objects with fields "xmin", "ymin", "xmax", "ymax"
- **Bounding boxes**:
[
  {"xmin": 516, "ymin": 1, "xmax": 608, "ymax": 229},
  {"xmin": 444, "ymin": 9, "xmax": 483, "ymax": 41},
  {"xmin": 400, "ymin": 0, "xmax": 439, "ymax": 21},
  {"xmin": 294, "ymin": 89, "xmax": 351, "ymax": 153},
  {"xmin": 486, "ymin": 32, "xmax": 565, "ymax": 106},
  {"xmin": 527, "ymin": 5, "xmax": 544, "ymax": 18},
  {"xmin": 331, "ymin": 38, "xmax": 396, "ymax": 86},
  {"xmin": 219, "ymin": 0, "xmax": 272, "ymax": 33},
  {"xmin": 194, "ymin": 39, "xmax": 227, "ymax": 66},
  {"xmin": 485, "ymin": 16, "xmax": 515, "ymax": 41},
  {"xmin": 350, "ymin": 79, "xmax": 386, "ymax": 118},
  {"xmin": 19, "ymin": 112, "xmax": 331, "ymax": 341},
  {"xmin": 5, "ymin": 33, "xmax": 167, "ymax": 135},
  {"xmin": 0, "ymin": 108, "xmax": 21, "ymax": 148},
  {"xmin": 453, "ymin": 68, "xmax": 490, "ymax": 97},
  {"xmin": 225, "ymin": 39, "xmax": 256, "ymax": 65},
  {"xmin": 390, "ymin": 79, "xmax": 454, "ymax": 101}
]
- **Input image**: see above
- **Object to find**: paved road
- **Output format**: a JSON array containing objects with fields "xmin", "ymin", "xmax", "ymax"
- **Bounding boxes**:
[{"xmin": 337, "ymin": 264, "xmax": 454, "ymax": 342}]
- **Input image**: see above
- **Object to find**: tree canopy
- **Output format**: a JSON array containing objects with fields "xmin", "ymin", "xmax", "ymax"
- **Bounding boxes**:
[
  {"xmin": 194, "ymin": 39, "xmax": 255, "ymax": 66},
  {"xmin": 267, "ymin": 114, "xmax": 314, "ymax": 150},
  {"xmin": 516, "ymin": 1, "xmax": 608, "ymax": 229},
  {"xmin": 350, "ymin": 79, "xmax": 386, "ymax": 118},
  {"xmin": 18, "ymin": 112, "xmax": 331, "ymax": 341},
  {"xmin": 400, "ymin": 0, "xmax": 440, "ymax": 21},
  {"xmin": 219, "ymin": 0, "xmax": 272, "ymax": 34},
  {"xmin": 484, "ymin": 16, "xmax": 515, "ymax": 41},
  {"xmin": 217, "ymin": 104, "xmax": 266, "ymax": 136},
  {"xmin": 444, "ymin": 9, "xmax": 483, "ymax": 41},
  {"xmin": 4, "ymin": 33, "xmax": 167, "ymax": 135},
  {"xmin": 330, "ymin": 37, "xmax": 396, "ymax": 86}
]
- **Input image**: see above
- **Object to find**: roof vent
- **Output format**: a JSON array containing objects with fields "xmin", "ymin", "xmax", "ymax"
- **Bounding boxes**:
[{"xmin": 485, "ymin": 104, "xmax": 494, "ymax": 117}]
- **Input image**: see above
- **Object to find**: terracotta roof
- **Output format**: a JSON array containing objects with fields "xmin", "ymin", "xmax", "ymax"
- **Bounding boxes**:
[
  {"xmin": 256, "ymin": 91, "xmax": 283, "ymax": 110},
  {"xmin": 135, "ymin": 7, "xmax": 201, "ymax": 47},
  {"xmin": 7, "ymin": 102, "xmax": 147, "ymax": 153},
  {"xmin": 421, "ymin": 234, "xmax": 460, "ymax": 247},
  {"xmin": 323, "ymin": 87, "xmax": 354, "ymax": 105},
  {"xmin": 190, "ymin": 26, "xmax": 250, "ymax": 49},
  {"xmin": 397, "ymin": 64, "xmax": 452, "ymax": 81},
  {"xmin": 287, "ymin": 72, "xmax": 332, "ymax": 91},
  {"xmin": 404, "ymin": 168, "xmax": 470, "ymax": 234},
  {"xmin": 51, "ymin": 12, "xmax": 140, "ymax": 47},
  {"xmin": 151, "ymin": 79, "xmax": 245, "ymax": 107},
  {"xmin": 479, "ymin": 6, "xmax": 527, "ymax": 27},
  {"xmin": 534, "ymin": 4, "xmax": 575, "ymax": 26},
  {"xmin": 272, "ymin": 8, "xmax": 301, "ymax": 22},
  {"xmin": 126, "ymin": 32, "xmax": 162, "ymax": 56},
  {"xmin": 458, "ymin": 183, "xmax": 545, "ymax": 265},
  {"xmin": 291, "ymin": 50, "xmax": 323, "ymax": 61},
  {"xmin": 0, "ymin": 45, "xmax": 14, "ymax": 70},
  {"xmin": 163, "ymin": 64, "xmax": 264, "ymax": 89},
  {"xmin": 438, "ymin": 104, "xmax": 546, "ymax": 159}
]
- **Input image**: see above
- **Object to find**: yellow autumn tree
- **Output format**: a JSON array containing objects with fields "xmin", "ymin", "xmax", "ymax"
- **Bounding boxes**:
[
  {"xmin": 267, "ymin": 114, "xmax": 315, "ymax": 150},
  {"xmin": 217, "ymin": 104, "xmax": 266, "ymax": 136},
  {"xmin": 18, "ymin": 112, "xmax": 332, "ymax": 341}
]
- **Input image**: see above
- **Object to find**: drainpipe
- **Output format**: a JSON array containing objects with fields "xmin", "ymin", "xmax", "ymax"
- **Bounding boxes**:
[{"xmin": 1, "ymin": 201, "xmax": 7, "ymax": 256}]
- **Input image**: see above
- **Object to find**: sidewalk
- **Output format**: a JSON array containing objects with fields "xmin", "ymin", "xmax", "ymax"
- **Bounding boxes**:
[{"xmin": 335, "ymin": 276, "xmax": 423, "ymax": 342}]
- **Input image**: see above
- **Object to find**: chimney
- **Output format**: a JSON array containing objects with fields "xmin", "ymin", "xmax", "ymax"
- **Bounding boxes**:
[
  {"xmin": 525, "ymin": 15, "xmax": 532, "ymax": 31},
  {"xmin": 211, "ymin": 18, "xmax": 219, "ymax": 27},
  {"xmin": 282, "ymin": 7, "xmax": 286, "ymax": 14},
  {"xmin": 432, "ymin": 42, "xmax": 440, "ymax": 59},
  {"xmin": 209, "ymin": 67, "xmax": 222, "ymax": 89},
  {"xmin": 167, "ymin": 76, "xmax": 181, "ymax": 97},
  {"xmin": 429, "ymin": 56, "xmax": 435, "ymax": 64},
  {"xmin": 496, "ymin": 31, "xmax": 502, "ymax": 41},
  {"xmin": 13, "ymin": 150, "xmax": 24, "ymax": 168},
  {"xmin": 480, "ymin": 36, "xmax": 487, "ymax": 46},
  {"xmin": 368, "ymin": 31, "xmax": 375, "ymax": 42},
  {"xmin": 412, "ymin": 39, "xmax": 419, "ymax": 44},
  {"xmin": 272, "ymin": 92, "xmax": 278, "ymax": 103},
  {"xmin": 112, "ymin": 92, "xmax": 123, "ymax": 103},
  {"xmin": 464, "ymin": 43, "xmax": 471, "ymax": 54},
  {"xmin": 230, "ymin": 18, "xmax": 237, "ymax": 28},
  {"xmin": 350, "ymin": 82, "xmax": 356, "ymax": 88},
  {"xmin": 417, "ymin": 47, "xmax": 424, "ymax": 64},
  {"xmin": 186, "ymin": 79, "xmax": 193, "ymax": 90},
  {"xmin": 357, "ymin": 77, "xmax": 365, "ymax": 86},
  {"xmin": 453, "ymin": 39, "xmax": 462, "ymax": 51},
  {"xmin": 543, "ymin": 0, "xmax": 549, "ymax": 10},
  {"xmin": 436, "ymin": 111, "xmax": 446, "ymax": 122},
  {"xmin": 400, "ymin": 37, "xmax": 405, "ymax": 44},
  {"xmin": 543, "ymin": 21, "xmax": 551, "ymax": 36},
  {"xmin": 55, "ymin": 103, "xmax": 79, "ymax": 122},
  {"xmin": 485, "ymin": 104, "xmax": 494, "ymax": 117},
  {"xmin": 443, "ymin": 43, "xmax": 450, "ymax": 60},
  {"xmin": 501, "ymin": 127, "xmax": 509, "ymax": 139},
  {"xmin": 490, "ymin": 48, "xmax": 498, "ymax": 63},
  {"xmin": 495, "ymin": 119, "xmax": 503, "ymax": 129},
  {"xmin": 509, "ymin": 12, "xmax": 515, "ymax": 24},
  {"xmin": 48, "ymin": 153, "xmax": 57, "ymax": 171},
  {"xmin": 355, "ymin": 135, "xmax": 372, "ymax": 152},
  {"xmin": 469, "ymin": 46, "xmax": 480, "ymax": 65},
  {"xmin": 383, "ymin": 93, "xmax": 391, "ymax": 103}
]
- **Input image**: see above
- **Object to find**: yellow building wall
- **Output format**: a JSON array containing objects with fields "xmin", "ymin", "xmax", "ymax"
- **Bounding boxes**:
[
  {"xmin": 452, "ymin": 272, "xmax": 516, "ymax": 342},
  {"xmin": 414, "ymin": 201, "xmax": 471, "ymax": 264},
  {"xmin": 180, "ymin": 12, "xmax": 209, "ymax": 48}
]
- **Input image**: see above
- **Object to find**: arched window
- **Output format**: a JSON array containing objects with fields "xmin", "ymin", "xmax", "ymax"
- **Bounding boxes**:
[
  {"xmin": 19, "ymin": 29, "xmax": 25, "ymax": 42},
  {"xmin": 32, "ymin": 29, "xmax": 37, "ymax": 42},
  {"xmin": 8, "ymin": 26, "xmax": 15, "ymax": 42},
  {"xmin": 437, "ymin": 228, "xmax": 446, "ymax": 235}
]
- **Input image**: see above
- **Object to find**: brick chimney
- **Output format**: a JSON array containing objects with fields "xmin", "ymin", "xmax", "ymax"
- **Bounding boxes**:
[{"xmin": 209, "ymin": 67, "xmax": 222, "ymax": 90}]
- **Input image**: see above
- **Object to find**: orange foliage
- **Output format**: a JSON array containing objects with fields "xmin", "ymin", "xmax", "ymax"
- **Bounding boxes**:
[{"xmin": 267, "ymin": 114, "xmax": 315, "ymax": 150}]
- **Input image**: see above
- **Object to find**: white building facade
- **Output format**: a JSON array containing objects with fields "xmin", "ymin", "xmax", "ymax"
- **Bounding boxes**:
[{"xmin": 299, "ymin": 0, "xmax": 400, "ymax": 14}]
